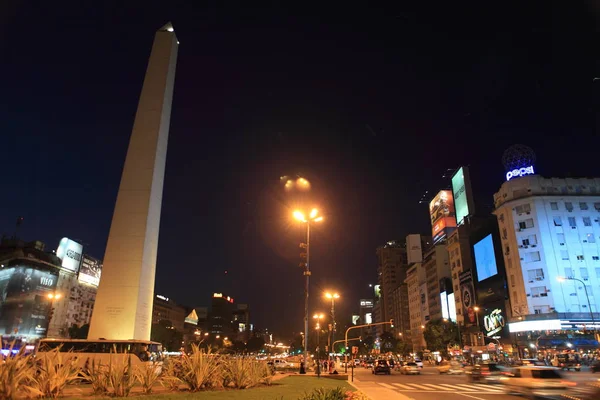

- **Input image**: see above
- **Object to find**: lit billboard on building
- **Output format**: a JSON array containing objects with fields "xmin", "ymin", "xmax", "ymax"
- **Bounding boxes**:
[
  {"xmin": 359, "ymin": 299, "xmax": 374, "ymax": 308},
  {"xmin": 0, "ymin": 266, "xmax": 59, "ymax": 339},
  {"xmin": 474, "ymin": 234, "xmax": 498, "ymax": 282},
  {"xmin": 78, "ymin": 255, "xmax": 102, "ymax": 287},
  {"xmin": 56, "ymin": 237, "xmax": 83, "ymax": 273},
  {"xmin": 451, "ymin": 166, "xmax": 475, "ymax": 226},
  {"xmin": 406, "ymin": 234, "xmax": 423, "ymax": 264},
  {"xmin": 429, "ymin": 190, "xmax": 457, "ymax": 243}
]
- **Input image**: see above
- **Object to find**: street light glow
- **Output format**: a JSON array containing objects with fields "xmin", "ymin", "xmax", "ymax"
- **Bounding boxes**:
[
  {"xmin": 325, "ymin": 292, "xmax": 340, "ymax": 299},
  {"xmin": 313, "ymin": 313, "xmax": 324, "ymax": 319},
  {"xmin": 314, "ymin": 216, "xmax": 323, "ymax": 222},
  {"xmin": 557, "ymin": 276, "xmax": 566, "ymax": 282},
  {"xmin": 293, "ymin": 210, "xmax": 306, "ymax": 222},
  {"xmin": 310, "ymin": 208, "xmax": 318, "ymax": 219}
]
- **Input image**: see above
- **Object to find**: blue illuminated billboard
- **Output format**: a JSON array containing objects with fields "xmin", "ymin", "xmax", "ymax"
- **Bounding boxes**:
[{"xmin": 474, "ymin": 234, "xmax": 498, "ymax": 282}]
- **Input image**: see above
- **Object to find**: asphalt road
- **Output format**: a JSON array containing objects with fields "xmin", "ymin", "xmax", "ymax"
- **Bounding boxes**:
[{"xmin": 349, "ymin": 365, "xmax": 598, "ymax": 400}]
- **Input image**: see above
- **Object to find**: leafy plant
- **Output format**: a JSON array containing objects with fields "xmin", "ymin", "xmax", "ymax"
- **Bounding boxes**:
[
  {"xmin": 0, "ymin": 342, "xmax": 41, "ymax": 400},
  {"xmin": 135, "ymin": 362, "xmax": 162, "ymax": 394},
  {"xmin": 160, "ymin": 357, "xmax": 182, "ymax": 391},
  {"xmin": 80, "ymin": 358, "xmax": 109, "ymax": 395},
  {"xmin": 107, "ymin": 353, "xmax": 136, "ymax": 397},
  {"xmin": 222, "ymin": 356, "xmax": 256, "ymax": 389},
  {"xmin": 33, "ymin": 347, "xmax": 81, "ymax": 398},
  {"xmin": 300, "ymin": 387, "xmax": 346, "ymax": 400},
  {"xmin": 179, "ymin": 345, "xmax": 222, "ymax": 391},
  {"xmin": 260, "ymin": 361, "xmax": 274, "ymax": 386}
]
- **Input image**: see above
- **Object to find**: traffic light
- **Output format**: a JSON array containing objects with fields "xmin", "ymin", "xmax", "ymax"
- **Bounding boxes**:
[
  {"xmin": 299, "ymin": 243, "xmax": 307, "ymax": 268},
  {"xmin": 389, "ymin": 319, "xmax": 394, "ymax": 328}
]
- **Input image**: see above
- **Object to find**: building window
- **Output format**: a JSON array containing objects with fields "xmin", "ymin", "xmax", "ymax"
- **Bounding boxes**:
[
  {"xmin": 513, "ymin": 291, "xmax": 518, "ymax": 302},
  {"xmin": 527, "ymin": 268, "xmax": 545, "ymax": 282},
  {"xmin": 526, "ymin": 251, "xmax": 541, "ymax": 262},
  {"xmin": 531, "ymin": 286, "xmax": 547, "ymax": 298},
  {"xmin": 565, "ymin": 202, "xmax": 574, "ymax": 212},
  {"xmin": 528, "ymin": 234, "xmax": 537, "ymax": 245},
  {"xmin": 579, "ymin": 202, "xmax": 589, "ymax": 210},
  {"xmin": 510, "ymin": 274, "xmax": 515, "ymax": 287},
  {"xmin": 553, "ymin": 217, "xmax": 563, "ymax": 226},
  {"xmin": 577, "ymin": 255, "xmax": 584, "ymax": 261},
  {"xmin": 587, "ymin": 233, "xmax": 596, "ymax": 243},
  {"xmin": 595, "ymin": 268, "xmax": 600, "ymax": 279},
  {"xmin": 550, "ymin": 202, "xmax": 558, "ymax": 210},
  {"xmin": 522, "ymin": 238, "xmax": 530, "ymax": 246},
  {"xmin": 557, "ymin": 233, "xmax": 565, "ymax": 245},
  {"xmin": 515, "ymin": 204, "xmax": 532, "ymax": 214},
  {"xmin": 593, "ymin": 255, "xmax": 599, "ymax": 261},
  {"xmin": 568, "ymin": 217, "xmax": 577, "ymax": 228},
  {"xmin": 519, "ymin": 218, "xmax": 534, "ymax": 229},
  {"xmin": 561, "ymin": 250, "xmax": 569, "ymax": 260},
  {"xmin": 580, "ymin": 268, "xmax": 589, "ymax": 280},
  {"xmin": 583, "ymin": 217, "xmax": 592, "ymax": 227},
  {"xmin": 565, "ymin": 267, "xmax": 574, "ymax": 278}
]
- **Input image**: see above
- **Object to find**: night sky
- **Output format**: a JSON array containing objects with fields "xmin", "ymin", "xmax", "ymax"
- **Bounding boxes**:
[{"xmin": 1, "ymin": 2, "xmax": 598, "ymax": 338}]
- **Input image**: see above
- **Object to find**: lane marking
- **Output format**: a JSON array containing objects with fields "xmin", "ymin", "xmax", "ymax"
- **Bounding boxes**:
[
  {"xmin": 424, "ymin": 384, "xmax": 460, "ymax": 391},
  {"xmin": 405, "ymin": 383, "xmax": 433, "ymax": 390},
  {"xmin": 439, "ymin": 384, "xmax": 477, "ymax": 391},
  {"xmin": 392, "ymin": 383, "xmax": 414, "ymax": 390},
  {"xmin": 377, "ymin": 383, "xmax": 396, "ymax": 389},
  {"xmin": 471, "ymin": 384, "xmax": 504, "ymax": 392}
]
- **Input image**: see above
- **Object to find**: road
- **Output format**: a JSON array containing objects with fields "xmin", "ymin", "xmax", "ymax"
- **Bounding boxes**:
[{"xmin": 348, "ymin": 365, "xmax": 598, "ymax": 400}]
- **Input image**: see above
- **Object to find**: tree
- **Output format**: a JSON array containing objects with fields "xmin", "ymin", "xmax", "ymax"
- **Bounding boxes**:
[
  {"xmin": 396, "ymin": 340, "xmax": 411, "ymax": 356},
  {"xmin": 379, "ymin": 331, "xmax": 397, "ymax": 353},
  {"xmin": 246, "ymin": 336, "xmax": 266, "ymax": 353},
  {"xmin": 231, "ymin": 340, "xmax": 246, "ymax": 353},
  {"xmin": 423, "ymin": 319, "xmax": 459, "ymax": 356},
  {"xmin": 150, "ymin": 320, "xmax": 183, "ymax": 352},
  {"xmin": 68, "ymin": 324, "xmax": 89, "ymax": 339}
]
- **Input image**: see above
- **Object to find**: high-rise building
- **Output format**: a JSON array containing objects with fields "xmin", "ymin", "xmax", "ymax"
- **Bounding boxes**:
[
  {"xmin": 232, "ymin": 303, "xmax": 251, "ymax": 341},
  {"xmin": 89, "ymin": 23, "xmax": 179, "ymax": 341},
  {"xmin": 494, "ymin": 174, "xmax": 600, "ymax": 344},
  {"xmin": 423, "ymin": 245, "xmax": 450, "ymax": 322},
  {"xmin": 375, "ymin": 241, "xmax": 408, "ymax": 335},
  {"xmin": 209, "ymin": 293, "xmax": 235, "ymax": 337},
  {"xmin": 152, "ymin": 294, "xmax": 187, "ymax": 331},
  {"xmin": 406, "ymin": 262, "xmax": 427, "ymax": 351},
  {"xmin": 0, "ymin": 239, "xmax": 60, "ymax": 343}
]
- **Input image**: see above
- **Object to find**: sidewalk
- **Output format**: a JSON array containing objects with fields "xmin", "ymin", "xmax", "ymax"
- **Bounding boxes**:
[{"xmin": 348, "ymin": 377, "xmax": 412, "ymax": 400}]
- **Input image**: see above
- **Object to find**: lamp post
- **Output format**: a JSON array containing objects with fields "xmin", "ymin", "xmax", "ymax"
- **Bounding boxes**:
[
  {"xmin": 324, "ymin": 292, "xmax": 339, "ymax": 364},
  {"xmin": 47, "ymin": 292, "xmax": 62, "ymax": 335},
  {"xmin": 293, "ymin": 208, "xmax": 324, "ymax": 373},
  {"xmin": 473, "ymin": 306, "xmax": 482, "ymax": 346},
  {"xmin": 558, "ymin": 276, "xmax": 596, "ymax": 335},
  {"xmin": 313, "ymin": 313, "xmax": 324, "ymax": 377}
]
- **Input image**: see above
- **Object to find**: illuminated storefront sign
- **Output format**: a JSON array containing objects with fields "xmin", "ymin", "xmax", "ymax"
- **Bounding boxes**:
[
  {"xmin": 506, "ymin": 166, "xmax": 534, "ymax": 181},
  {"xmin": 509, "ymin": 319, "xmax": 562, "ymax": 333},
  {"xmin": 156, "ymin": 294, "xmax": 169, "ymax": 301},
  {"xmin": 360, "ymin": 299, "xmax": 374, "ymax": 308},
  {"xmin": 483, "ymin": 308, "xmax": 505, "ymax": 336},
  {"xmin": 212, "ymin": 293, "xmax": 233, "ymax": 303},
  {"xmin": 56, "ymin": 237, "xmax": 83, "ymax": 273}
]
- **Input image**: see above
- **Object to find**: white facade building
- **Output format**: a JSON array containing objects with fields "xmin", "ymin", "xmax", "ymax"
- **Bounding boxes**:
[
  {"xmin": 493, "ymin": 175, "xmax": 600, "ymax": 330},
  {"xmin": 406, "ymin": 263, "xmax": 427, "ymax": 351}
]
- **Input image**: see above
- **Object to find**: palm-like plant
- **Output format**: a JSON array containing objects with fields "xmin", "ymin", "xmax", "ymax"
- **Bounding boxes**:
[
  {"xmin": 80, "ymin": 358, "xmax": 109, "ymax": 395},
  {"xmin": 0, "ymin": 343, "xmax": 41, "ymax": 400},
  {"xmin": 135, "ymin": 362, "xmax": 162, "ymax": 394},
  {"xmin": 107, "ymin": 353, "xmax": 136, "ymax": 397},
  {"xmin": 179, "ymin": 345, "xmax": 222, "ymax": 391},
  {"xmin": 33, "ymin": 347, "xmax": 81, "ymax": 398}
]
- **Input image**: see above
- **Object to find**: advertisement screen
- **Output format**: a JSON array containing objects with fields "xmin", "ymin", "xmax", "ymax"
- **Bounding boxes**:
[
  {"xmin": 448, "ymin": 293, "xmax": 457, "ymax": 322},
  {"xmin": 474, "ymin": 234, "xmax": 498, "ymax": 282},
  {"xmin": 452, "ymin": 167, "xmax": 470, "ymax": 225},
  {"xmin": 56, "ymin": 237, "xmax": 83, "ymax": 273},
  {"xmin": 440, "ymin": 291, "xmax": 449, "ymax": 320},
  {"xmin": 459, "ymin": 270, "xmax": 476, "ymax": 326},
  {"xmin": 406, "ymin": 234, "xmax": 423, "ymax": 264},
  {"xmin": 365, "ymin": 313, "xmax": 372, "ymax": 324},
  {"xmin": 78, "ymin": 255, "xmax": 102, "ymax": 287},
  {"xmin": 359, "ymin": 299, "xmax": 374, "ymax": 308},
  {"xmin": 429, "ymin": 190, "xmax": 457, "ymax": 243},
  {"xmin": 0, "ymin": 266, "xmax": 59, "ymax": 338},
  {"xmin": 352, "ymin": 315, "xmax": 360, "ymax": 325}
]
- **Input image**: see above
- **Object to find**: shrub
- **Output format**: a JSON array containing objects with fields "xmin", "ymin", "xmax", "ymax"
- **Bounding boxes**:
[
  {"xmin": 0, "ymin": 343, "xmax": 41, "ymax": 400},
  {"xmin": 80, "ymin": 358, "xmax": 109, "ymax": 395},
  {"xmin": 160, "ymin": 357, "xmax": 183, "ymax": 391},
  {"xmin": 261, "ymin": 362, "xmax": 274, "ymax": 386},
  {"xmin": 106, "ymin": 354, "xmax": 136, "ymax": 397},
  {"xmin": 33, "ymin": 347, "xmax": 81, "ymax": 398},
  {"xmin": 179, "ymin": 345, "xmax": 222, "ymax": 391},
  {"xmin": 300, "ymin": 387, "xmax": 346, "ymax": 400},
  {"xmin": 135, "ymin": 362, "xmax": 162, "ymax": 394},
  {"xmin": 222, "ymin": 356, "xmax": 257, "ymax": 389}
]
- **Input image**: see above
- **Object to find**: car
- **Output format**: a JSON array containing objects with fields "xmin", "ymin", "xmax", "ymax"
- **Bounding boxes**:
[
  {"xmin": 373, "ymin": 359, "xmax": 391, "ymax": 375},
  {"xmin": 469, "ymin": 363, "xmax": 507, "ymax": 383},
  {"xmin": 502, "ymin": 366, "xmax": 576, "ymax": 398},
  {"xmin": 413, "ymin": 358, "xmax": 424, "ymax": 368},
  {"xmin": 437, "ymin": 361, "xmax": 465, "ymax": 375},
  {"xmin": 353, "ymin": 359, "xmax": 361, "ymax": 367},
  {"xmin": 365, "ymin": 359, "xmax": 375, "ymax": 369},
  {"xmin": 401, "ymin": 362, "xmax": 420, "ymax": 375}
]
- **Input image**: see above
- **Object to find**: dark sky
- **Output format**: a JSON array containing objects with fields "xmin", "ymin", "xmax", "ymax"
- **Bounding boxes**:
[{"xmin": 1, "ymin": 1, "xmax": 598, "ymax": 339}]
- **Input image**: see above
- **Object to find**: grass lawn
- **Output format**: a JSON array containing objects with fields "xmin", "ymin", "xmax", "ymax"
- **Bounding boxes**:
[{"xmin": 70, "ymin": 376, "xmax": 354, "ymax": 400}]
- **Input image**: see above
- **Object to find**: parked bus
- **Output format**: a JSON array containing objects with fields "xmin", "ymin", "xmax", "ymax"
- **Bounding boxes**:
[{"xmin": 36, "ymin": 338, "xmax": 163, "ymax": 370}]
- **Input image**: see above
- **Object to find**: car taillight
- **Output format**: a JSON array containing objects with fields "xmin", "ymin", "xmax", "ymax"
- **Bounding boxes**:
[
  {"xmin": 481, "ymin": 372, "xmax": 491, "ymax": 375},
  {"xmin": 560, "ymin": 381, "xmax": 577, "ymax": 387}
]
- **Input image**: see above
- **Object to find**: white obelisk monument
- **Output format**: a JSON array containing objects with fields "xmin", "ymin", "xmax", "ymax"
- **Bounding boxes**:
[{"xmin": 88, "ymin": 23, "xmax": 178, "ymax": 340}]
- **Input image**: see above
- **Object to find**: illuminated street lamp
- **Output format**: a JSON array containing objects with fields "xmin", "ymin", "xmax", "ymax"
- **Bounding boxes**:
[
  {"xmin": 293, "ymin": 208, "xmax": 324, "ymax": 373},
  {"xmin": 558, "ymin": 276, "xmax": 596, "ymax": 335},
  {"xmin": 324, "ymin": 292, "xmax": 340, "ymax": 364},
  {"xmin": 46, "ymin": 292, "xmax": 62, "ymax": 335},
  {"xmin": 313, "ymin": 313, "xmax": 325, "ymax": 376}
]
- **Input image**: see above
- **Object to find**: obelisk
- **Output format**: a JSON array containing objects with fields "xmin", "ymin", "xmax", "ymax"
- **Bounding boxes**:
[{"xmin": 88, "ymin": 22, "xmax": 178, "ymax": 340}]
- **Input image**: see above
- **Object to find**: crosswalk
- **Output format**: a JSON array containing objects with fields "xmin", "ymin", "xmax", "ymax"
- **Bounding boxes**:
[{"xmin": 376, "ymin": 382, "xmax": 506, "ymax": 393}]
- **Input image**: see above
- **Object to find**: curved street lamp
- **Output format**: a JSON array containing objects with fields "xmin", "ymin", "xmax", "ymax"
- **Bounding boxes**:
[{"xmin": 293, "ymin": 208, "xmax": 323, "ymax": 372}]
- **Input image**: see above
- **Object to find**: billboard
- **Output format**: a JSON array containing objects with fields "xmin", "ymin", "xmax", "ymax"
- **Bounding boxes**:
[
  {"xmin": 352, "ymin": 315, "xmax": 360, "ymax": 325},
  {"xmin": 78, "ymin": 254, "xmax": 102, "ymax": 287},
  {"xmin": 451, "ymin": 167, "xmax": 475, "ymax": 226},
  {"xmin": 440, "ymin": 291, "xmax": 449, "ymax": 320},
  {"xmin": 406, "ymin": 234, "xmax": 423, "ymax": 264},
  {"xmin": 429, "ymin": 190, "xmax": 457, "ymax": 243},
  {"xmin": 359, "ymin": 299, "xmax": 374, "ymax": 308},
  {"xmin": 0, "ymin": 266, "xmax": 59, "ymax": 338},
  {"xmin": 373, "ymin": 285, "xmax": 381, "ymax": 299},
  {"xmin": 474, "ymin": 234, "xmax": 498, "ymax": 282},
  {"xmin": 447, "ymin": 292, "xmax": 457, "ymax": 322},
  {"xmin": 365, "ymin": 313, "xmax": 372, "ymax": 324},
  {"xmin": 56, "ymin": 237, "xmax": 83, "ymax": 273},
  {"xmin": 459, "ymin": 270, "xmax": 476, "ymax": 326}
]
